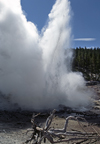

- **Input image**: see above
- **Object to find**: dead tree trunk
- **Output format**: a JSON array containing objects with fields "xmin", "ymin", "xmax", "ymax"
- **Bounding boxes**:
[{"xmin": 24, "ymin": 110, "xmax": 100, "ymax": 144}]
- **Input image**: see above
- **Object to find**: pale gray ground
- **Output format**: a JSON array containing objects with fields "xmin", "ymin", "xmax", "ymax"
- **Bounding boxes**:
[{"xmin": 0, "ymin": 83, "xmax": 100, "ymax": 144}]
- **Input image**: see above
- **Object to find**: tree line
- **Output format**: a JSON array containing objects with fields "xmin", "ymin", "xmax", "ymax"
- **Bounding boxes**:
[{"xmin": 72, "ymin": 47, "xmax": 100, "ymax": 81}]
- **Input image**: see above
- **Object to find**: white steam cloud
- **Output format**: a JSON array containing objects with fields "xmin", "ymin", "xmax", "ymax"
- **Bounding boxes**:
[{"xmin": 0, "ymin": 0, "xmax": 92, "ymax": 111}]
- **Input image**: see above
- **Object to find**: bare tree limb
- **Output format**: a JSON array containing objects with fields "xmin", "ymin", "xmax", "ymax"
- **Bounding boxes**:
[{"xmin": 24, "ymin": 110, "xmax": 100, "ymax": 144}]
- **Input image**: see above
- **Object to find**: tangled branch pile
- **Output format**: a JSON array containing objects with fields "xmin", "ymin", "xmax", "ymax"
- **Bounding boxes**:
[{"xmin": 24, "ymin": 109, "xmax": 100, "ymax": 144}]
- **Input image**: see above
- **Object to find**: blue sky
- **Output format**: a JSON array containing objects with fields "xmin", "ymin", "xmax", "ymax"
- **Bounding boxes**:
[{"xmin": 21, "ymin": 0, "xmax": 100, "ymax": 48}]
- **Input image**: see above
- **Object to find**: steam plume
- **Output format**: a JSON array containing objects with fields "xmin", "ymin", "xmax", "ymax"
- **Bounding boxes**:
[{"xmin": 0, "ymin": 0, "xmax": 92, "ymax": 110}]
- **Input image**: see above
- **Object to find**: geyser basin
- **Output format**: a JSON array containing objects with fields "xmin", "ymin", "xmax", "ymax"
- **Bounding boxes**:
[{"xmin": 0, "ymin": 0, "xmax": 93, "ymax": 111}]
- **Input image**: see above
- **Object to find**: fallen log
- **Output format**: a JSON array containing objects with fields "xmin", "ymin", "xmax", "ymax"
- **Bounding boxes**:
[{"xmin": 24, "ymin": 109, "xmax": 100, "ymax": 144}]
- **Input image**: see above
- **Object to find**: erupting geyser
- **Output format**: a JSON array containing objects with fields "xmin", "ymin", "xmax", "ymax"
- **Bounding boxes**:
[{"xmin": 0, "ymin": 0, "xmax": 92, "ymax": 110}]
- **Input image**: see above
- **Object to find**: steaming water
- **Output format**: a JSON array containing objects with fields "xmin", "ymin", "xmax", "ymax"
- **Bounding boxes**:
[{"xmin": 0, "ymin": 0, "xmax": 92, "ymax": 111}]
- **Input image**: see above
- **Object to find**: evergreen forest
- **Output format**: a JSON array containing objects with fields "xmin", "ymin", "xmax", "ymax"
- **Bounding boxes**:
[{"xmin": 72, "ymin": 47, "xmax": 100, "ymax": 81}]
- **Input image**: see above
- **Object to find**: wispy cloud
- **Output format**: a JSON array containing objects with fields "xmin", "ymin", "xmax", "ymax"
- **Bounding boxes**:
[{"xmin": 74, "ymin": 38, "xmax": 96, "ymax": 41}]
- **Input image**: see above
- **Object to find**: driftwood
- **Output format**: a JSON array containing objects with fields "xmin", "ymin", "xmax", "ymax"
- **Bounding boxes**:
[{"xmin": 24, "ymin": 109, "xmax": 100, "ymax": 144}]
